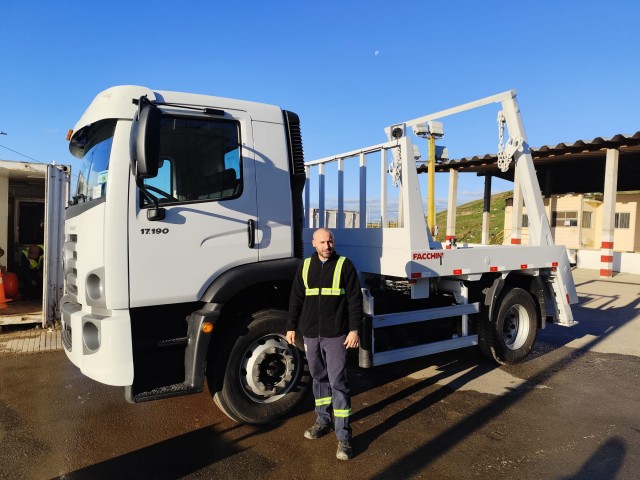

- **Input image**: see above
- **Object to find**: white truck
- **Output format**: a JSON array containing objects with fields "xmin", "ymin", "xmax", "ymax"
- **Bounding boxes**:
[{"xmin": 61, "ymin": 86, "xmax": 577, "ymax": 424}]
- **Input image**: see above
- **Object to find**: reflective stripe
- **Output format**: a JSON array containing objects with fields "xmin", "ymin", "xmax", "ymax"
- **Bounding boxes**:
[
  {"xmin": 303, "ymin": 256, "xmax": 346, "ymax": 296},
  {"xmin": 315, "ymin": 397, "xmax": 332, "ymax": 407},
  {"xmin": 332, "ymin": 256, "xmax": 346, "ymax": 290},
  {"xmin": 320, "ymin": 288, "xmax": 345, "ymax": 296},
  {"xmin": 302, "ymin": 258, "xmax": 311, "ymax": 290},
  {"xmin": 334, "ymin": 408, "xmax": 352, "ymax": 418}
]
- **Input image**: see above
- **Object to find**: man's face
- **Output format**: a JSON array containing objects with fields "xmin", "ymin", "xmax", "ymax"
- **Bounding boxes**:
[
  {"xmin": 28, "ymin": 246, "xmax": 41, "ymax": 259},
  {"xmin": 312, "ymin": 229, "xmax": 334, "ymax": 261}
]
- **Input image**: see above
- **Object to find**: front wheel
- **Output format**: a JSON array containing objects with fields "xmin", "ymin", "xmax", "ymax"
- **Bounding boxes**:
[
  {"xmin": 210, "ymin": 310, "xmax": 310, "ymax": 424},
  {"xmin": 478, "ymin": 287, "xmax": 538, "ymax": 365}
]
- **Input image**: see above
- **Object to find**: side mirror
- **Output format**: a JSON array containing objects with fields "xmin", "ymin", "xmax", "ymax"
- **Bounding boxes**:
[
  {"xmin": 130, "ymin": 96, "xmax": 166, "ymax": 222},
  {"xmin": 131, "ymin": 99, "xmax": 161, "ymax": 180}
]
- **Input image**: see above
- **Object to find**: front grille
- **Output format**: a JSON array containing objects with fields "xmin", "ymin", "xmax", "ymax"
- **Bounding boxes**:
[
  {"xmin": 64, "ymin": 234, "xmax": 78, "ymax": 298},
  {"xmin": 62, "ymin": 322, "xmax": 72, "ymax": 351}
]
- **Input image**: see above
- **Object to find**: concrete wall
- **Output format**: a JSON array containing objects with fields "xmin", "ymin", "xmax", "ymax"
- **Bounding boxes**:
[{"xmin": 577, "ymin": 249, "xmax": 640, "ymax": 274}]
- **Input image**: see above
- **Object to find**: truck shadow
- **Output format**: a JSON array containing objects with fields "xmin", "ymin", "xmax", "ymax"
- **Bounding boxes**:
[
  {"xmin": 559, "ymin": 436, "xmax": 626, "ymax": 480},
  {"xmin": 54, "ymin": 422, "xmax": 279, "ymax": 480}
]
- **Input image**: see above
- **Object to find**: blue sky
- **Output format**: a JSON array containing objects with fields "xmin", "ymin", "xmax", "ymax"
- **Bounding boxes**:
[{"xmin": 1, "ymin": 0, "xmax": 639, "ymax": 213}]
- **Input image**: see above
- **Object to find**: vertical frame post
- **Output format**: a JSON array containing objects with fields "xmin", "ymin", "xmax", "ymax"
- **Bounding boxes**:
[
  {"xmin": 337, "ymin": 158, "xmax": 344, "ymax": 228},
  {"xmin": 359, "ymin": 153, "xmax": 367, "ymax": 228},
  {"xmin": 318, "ymin": 163, "xmax": 325, "ymax": 228},
  {"xmin": 380, "ymin": 148, "xmax": 387, "ymax": 228},
  {"xmin": 304, "ymin": 166, "xmax": 311, "ymax": 227}
]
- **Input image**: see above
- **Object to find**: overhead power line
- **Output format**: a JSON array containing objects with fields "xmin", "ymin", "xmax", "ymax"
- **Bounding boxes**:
[{"xmin": 0, "ymin": 143, "xmax": 44, "ymax": 164}]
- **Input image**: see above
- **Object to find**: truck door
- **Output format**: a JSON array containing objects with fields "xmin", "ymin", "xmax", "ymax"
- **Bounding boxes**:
[
  {"xmin": 128, "ymin": 111, "xmax": 258, "ymax": 307},
  {"xmin": 43, "ymin": 164, "xmax": 70, "ymax": 327}
]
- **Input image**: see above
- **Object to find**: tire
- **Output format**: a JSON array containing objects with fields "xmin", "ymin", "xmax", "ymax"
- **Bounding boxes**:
[
  {"xmin": 211, "ymin": 309, "xmax": 311, "ymax": 424},
  {"xmin": 478, "ymin": 287, "xmax": 538, "ymax": 365}
]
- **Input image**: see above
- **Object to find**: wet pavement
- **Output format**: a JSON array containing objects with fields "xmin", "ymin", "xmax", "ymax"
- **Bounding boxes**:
[{"xmin": 0, "ymin": 269, "xmax": 639, "ymax": 479}]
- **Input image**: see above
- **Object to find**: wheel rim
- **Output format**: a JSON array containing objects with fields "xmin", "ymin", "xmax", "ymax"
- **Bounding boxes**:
[
  {"xmin": 501, "ymin": 304, "xmax": 530, "ymax": 350},
  {"xmin": 239, "ymin": 334, "xmax": 301, "ymax": 403}
]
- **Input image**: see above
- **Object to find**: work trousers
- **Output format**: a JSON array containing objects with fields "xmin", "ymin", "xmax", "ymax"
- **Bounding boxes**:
[{"xmin": 304, "ymin": 335, "xmax": 352, "ymax": 441}]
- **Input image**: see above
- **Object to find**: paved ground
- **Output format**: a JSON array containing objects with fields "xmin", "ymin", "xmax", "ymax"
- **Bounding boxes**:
[
  {"xmin": 0, "ymin": 325, "xmax": 62, "ymax": 355},
  {"xmin": 1, "ymin": 268, "xmax": 639, "ymax": 479}
]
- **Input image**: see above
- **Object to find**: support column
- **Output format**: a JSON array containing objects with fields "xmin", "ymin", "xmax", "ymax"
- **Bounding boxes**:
[
  {"xmin": 427, "ymin": 136, "xmax": 436, "ymax": 236},
  {"xmin": 511, "ymin": 173, "xmax": 523, "ymax": 244},
  {"xmin": 445, "ymin": 169, "xmax": 458, "ymax": 249},
  {"xmin": 481, "ymin": 175, "xmax": 492, "ymax": 244},
  {"xmin": 600, "ymin": 148, "xmax": 619, "ymax": 278}
]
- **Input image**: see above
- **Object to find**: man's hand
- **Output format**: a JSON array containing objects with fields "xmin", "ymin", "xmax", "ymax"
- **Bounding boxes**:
[
  {"xmin": 286, "ymin": 330, "xmax": 296, "ymax": 345},
  {"xmin": 344, "ymin": 331, "xmax": 359, "ymax": 349}
]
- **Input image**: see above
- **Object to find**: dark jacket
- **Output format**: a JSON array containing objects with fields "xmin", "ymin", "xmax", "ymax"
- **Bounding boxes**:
[{"xmin": 287, "ymin": 251, "xmax": 362, "ymax": 338}]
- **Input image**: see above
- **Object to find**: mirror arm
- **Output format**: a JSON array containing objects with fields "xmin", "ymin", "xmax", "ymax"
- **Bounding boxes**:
[{"xmin": 136, "ymin": 177, "xmax": 166, "ymax": 221}]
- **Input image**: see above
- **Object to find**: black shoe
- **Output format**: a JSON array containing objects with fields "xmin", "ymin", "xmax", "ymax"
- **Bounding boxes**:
[
  {"xmin": 303, "ymin": 422, "xmax": 333, "ymax": 440},
  {"xmin": 336, "ymin": 440, "xmax": 353, "ymax": 460}
]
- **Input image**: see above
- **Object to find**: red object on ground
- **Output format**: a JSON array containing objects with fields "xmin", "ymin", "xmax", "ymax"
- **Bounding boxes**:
[
  {"xmin": 0, "ymin": 273, "xmax": 13, "ymax": 308},
  {"xmin": 2, "ymin": 272, "xmax": 19, "ymax": 299}
]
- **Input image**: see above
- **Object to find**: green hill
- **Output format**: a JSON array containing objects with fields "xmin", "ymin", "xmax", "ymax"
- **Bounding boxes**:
[{"xmin": 434, "ymin": 190, "xmax": 512, "ymax": 245}]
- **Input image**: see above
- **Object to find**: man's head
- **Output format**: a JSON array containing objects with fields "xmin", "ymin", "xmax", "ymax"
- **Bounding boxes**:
[
  {"xmin": 312, "ymin": 228, "xmax": 334, "ymax": 261},
  {"xmin": 28, "ymin": 245, "xmax": 43, "ymax": 259}
]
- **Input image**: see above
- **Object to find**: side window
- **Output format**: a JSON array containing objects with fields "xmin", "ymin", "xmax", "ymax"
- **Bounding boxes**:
[
  {"xmin": 142, "ymin": 116, "xmax": 242, "ymax": 206},
  {"xmin": 144, "ymin": 159, "xmax": 173, "ymax": 200},
  {"xmin": 552, "ymin": 211, "xmax": 578, "ymax": 227},
  {"xmin": 615, "ymin": 212, "xmax": 630, "ymax": 229}
]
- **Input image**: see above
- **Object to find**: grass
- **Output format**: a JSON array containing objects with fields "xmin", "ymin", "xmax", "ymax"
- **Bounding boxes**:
[{"xmin": 434, "ymin": 190, "xmax": 512, "ymax": 245}]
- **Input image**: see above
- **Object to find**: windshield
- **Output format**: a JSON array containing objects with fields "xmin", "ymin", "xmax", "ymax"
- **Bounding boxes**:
[{"xmin": 70, "ymin": 119, "xmax": 116, "ymax": 204}]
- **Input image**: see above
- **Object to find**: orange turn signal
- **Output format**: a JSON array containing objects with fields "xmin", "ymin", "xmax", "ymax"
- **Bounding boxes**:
[
  {"xmin": 202, "ymin": 322, "xmax": 214, "ymax": 334},
  {"xmin": 66, "ymin": 129, "xmax": 73, "ymax": 141}
]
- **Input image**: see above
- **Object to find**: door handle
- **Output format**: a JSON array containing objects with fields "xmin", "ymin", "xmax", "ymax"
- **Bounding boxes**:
[{"xmin": 247, "ymin": 219, "xmax": 256, "ymax": 248}]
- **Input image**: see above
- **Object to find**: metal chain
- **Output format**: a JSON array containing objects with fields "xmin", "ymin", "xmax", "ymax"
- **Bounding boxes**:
[
  {"xmin": 497, "ymin": 110, "xmax": 505, "ymax": 153},
  {"xmin": 496, "ymin": 110, "xmax": 511, "ymax": 172},
  {"xmin": 389, "ymin": 143, "xmax": 402, "ymax": 187}
]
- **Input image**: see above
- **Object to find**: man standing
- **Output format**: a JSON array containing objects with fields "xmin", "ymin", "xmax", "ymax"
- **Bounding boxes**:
[{"xmin": 287, "ymin": 228, "xmax": 362, "ymax": 461}]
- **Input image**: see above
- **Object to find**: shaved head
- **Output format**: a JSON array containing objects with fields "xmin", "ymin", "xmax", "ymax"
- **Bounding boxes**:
[{"xmin": 312, "ymin": 228, "xmax": 334, "ymax": 260}]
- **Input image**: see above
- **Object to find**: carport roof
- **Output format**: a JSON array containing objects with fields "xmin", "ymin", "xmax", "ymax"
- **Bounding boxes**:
[{"xmin": 428, "ymin": 132, "xmax": 640, "ymax": 195}]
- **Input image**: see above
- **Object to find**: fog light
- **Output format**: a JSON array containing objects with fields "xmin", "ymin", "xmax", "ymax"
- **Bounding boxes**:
[
  {"xmin": 83, "ymin": 321, "xmax": 100, "ymax": 351},
  {"xmin": 86, "ymin": 274, "xmax": 103, "ymax": 301}
]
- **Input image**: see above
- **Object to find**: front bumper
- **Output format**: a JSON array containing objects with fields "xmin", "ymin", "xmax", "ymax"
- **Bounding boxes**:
[{"xmin": 61, "ymin": 295, "xmax": 134, "ymax": 386}]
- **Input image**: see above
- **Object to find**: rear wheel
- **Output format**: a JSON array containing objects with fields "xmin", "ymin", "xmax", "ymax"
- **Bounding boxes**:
[
  {"xmin": 211, "ymin": 310, "xmax": 310, "ymax": 423},
  {"xmin": 479, "ymin": 287, "xmax": 538, "ymax": 365}
]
